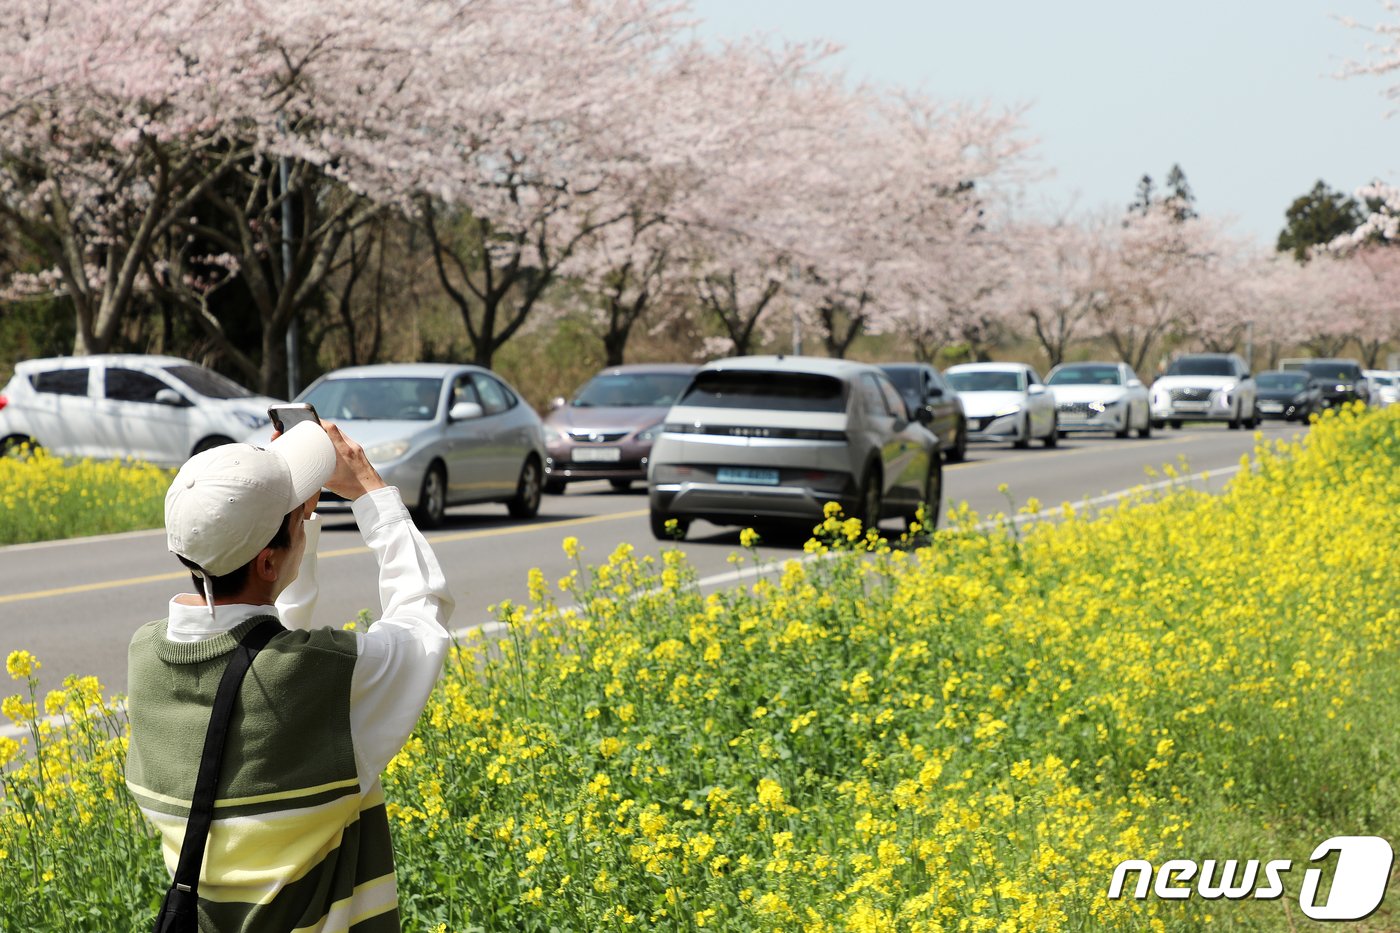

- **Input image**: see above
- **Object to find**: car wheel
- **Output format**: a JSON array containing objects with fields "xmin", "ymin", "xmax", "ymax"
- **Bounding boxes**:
[
  {"xmin": 649, "ymin": 507, "xmax": 689, "ymax": 541},
  {"xmin": 907, "ymin": 459, "xmax": 943, "ymax": 535},
  {"xmin": 1151, "ymin": 419, "xmax": 1165, "ymax": 430},
  {"xmin": 946, "ymin": 420, "xmax": 967, "ymax": 463},
  {"xmin": 192, "ymin": 435, "xmax": 235, "ymax": 457},
  {"xmin": 1043, "ymin": 416, "xmax": 1058, "ymax": 448},
  {"xmin": 544, "ymin": 476, "xmax": 567, "ymax": 495},
  {"xmin": 1247, "ymin": 405, "xmax": 1261, "ymax": 429},
  {"xmin": 1013, "ymin": 416, "xmax": 1032, "ymax": 449},
  {"xmin": 413, "ymin": 463, "xmax": 447, "ymax": 529},
  {"xmin": 609, "ymin": 479, "xmax": 633, "ymax": 492},
  {"xmin": 1, "ymin": 434, "xmax": 38, "ymax": 458},
  {"xmin": 853, "ymin": 466, "xmax": 883, "ymax": 530},
  {"xmin": 1114, "ymin": 416, "xmax": 1131, "ymax": 439},
  {"xmin": 1228, "ymin": 404, "xmax": 1242, "ymax": 430},
  {"xmin": 1137, "ymin": 414, "xmax": 1152, "ymax": 439},
  {"xmin": 1170, "ymin": 420, "xmax": 1182, "ymax": 430},
  {"xmin": 507, "ymin": 457, "xmax": 542, "ymax": 519}
]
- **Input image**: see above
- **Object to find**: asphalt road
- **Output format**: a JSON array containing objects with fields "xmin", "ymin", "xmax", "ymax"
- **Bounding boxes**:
[{"xmin": 1, "ymin": 421, "xmax": 1306, "ymax": 698}]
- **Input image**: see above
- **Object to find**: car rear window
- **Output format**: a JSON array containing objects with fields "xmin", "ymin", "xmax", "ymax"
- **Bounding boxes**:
[
  {"xmin": 30, "ymin": 369, "xmax": 90, "ymax": 396},
  {"xmin": 680, "ymin": 371, "xmax": 846, "ymax": 412}
]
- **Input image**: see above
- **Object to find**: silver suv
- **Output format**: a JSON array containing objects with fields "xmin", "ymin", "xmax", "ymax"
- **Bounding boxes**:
[{"xmin": 647, "ymin": 356, "xmax": 942, "ymax": 540}]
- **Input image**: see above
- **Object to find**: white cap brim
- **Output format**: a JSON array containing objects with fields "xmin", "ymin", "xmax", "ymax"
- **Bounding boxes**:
[{"xmin": 268, "ymin": 421, "xmax": 337, "ymax": 510}]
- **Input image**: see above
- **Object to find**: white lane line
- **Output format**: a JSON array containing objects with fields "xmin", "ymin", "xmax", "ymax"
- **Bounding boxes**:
[{"xmin": 0, "ymin": 526, "xmax": 168, "ymax": 553}]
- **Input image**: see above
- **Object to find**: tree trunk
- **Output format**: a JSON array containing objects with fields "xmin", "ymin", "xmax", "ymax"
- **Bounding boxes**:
[
  {"xmin": 261, "ymin": 326, "xmax": 288, "ymax": 399},
  {"xmin": 603, "ymin": 323, "xmax": 630, "ymax": 367}
]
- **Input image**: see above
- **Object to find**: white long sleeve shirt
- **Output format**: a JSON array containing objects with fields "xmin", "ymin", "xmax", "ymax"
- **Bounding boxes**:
[{"xmin": 166, "ymin": 486, "xmax": 454, "ymax": 795}]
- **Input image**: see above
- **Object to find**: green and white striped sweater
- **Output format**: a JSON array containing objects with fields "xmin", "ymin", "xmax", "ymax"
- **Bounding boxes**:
[{"xmin": 126, "ymin": 616, "xmax": 401, "ymax": 933}]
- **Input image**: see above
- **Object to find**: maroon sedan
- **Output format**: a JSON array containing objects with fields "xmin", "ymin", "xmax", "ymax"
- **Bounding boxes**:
[{"xmin": 543, "ymin": 364, "xmax": 697, "ymax": 493}]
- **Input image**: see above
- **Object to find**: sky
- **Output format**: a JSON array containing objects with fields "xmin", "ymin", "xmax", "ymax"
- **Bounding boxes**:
[{"xmin": 686, "ymin": 0, "xmax": 1400, "ymax": 248}]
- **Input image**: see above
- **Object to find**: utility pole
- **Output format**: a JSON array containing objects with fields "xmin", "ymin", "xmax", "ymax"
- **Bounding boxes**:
[{"xmin": 279, "ymin": 137, "xmax": 300, "ymax": 399}]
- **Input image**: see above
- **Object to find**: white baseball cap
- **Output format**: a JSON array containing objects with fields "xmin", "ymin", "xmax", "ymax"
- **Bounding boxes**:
[{"xmin": 166, "ymin": 421, "xmax": 337, "ymax": 576}]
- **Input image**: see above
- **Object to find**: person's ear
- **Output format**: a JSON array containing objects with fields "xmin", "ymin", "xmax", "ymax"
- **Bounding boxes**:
[{"xmin": 253, "ymin": 548, "xmax": 280, "ymax": 583}]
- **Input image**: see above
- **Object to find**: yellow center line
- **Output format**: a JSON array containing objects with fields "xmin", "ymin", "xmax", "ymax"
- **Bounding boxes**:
[{"xmin": 0, "ymin": 509, "xmax": 648, "ymax": 606}]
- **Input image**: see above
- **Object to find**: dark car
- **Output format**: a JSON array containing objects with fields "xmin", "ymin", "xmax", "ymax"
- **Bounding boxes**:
[
  {"xmin": 543, "ymin": 364, "xmax": 698, "ymax": 493},
  {"xmin": 1255, "ymin": 370, "xmax": 1323, "ymax": 422},
  {"xmin": 878, "ymin": 363, "xmax": 967, "ymax": 461},
  {"xmin": 1291, "ymin": 359, "xmax": 1371, "ymax": 408}
]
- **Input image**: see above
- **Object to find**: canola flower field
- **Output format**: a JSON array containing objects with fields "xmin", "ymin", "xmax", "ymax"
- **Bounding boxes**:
[
  {"xmin": 0, "ymin": 446, "xmax": 170, "ymax": 545},
  {"xmin": 1, "ymin": 405, "xmax": 1398, "ymax": 931}
]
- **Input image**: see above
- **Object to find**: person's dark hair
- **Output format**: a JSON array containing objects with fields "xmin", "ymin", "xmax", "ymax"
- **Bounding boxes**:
[{"xmin": 179, "ymin": 508, "xmax": 299, "ymax": 600}]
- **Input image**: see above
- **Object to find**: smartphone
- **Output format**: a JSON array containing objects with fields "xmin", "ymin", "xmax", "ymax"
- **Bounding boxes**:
[{"xmin": 268, "ymin": 402, "xmax": 321, "ymax": 434}]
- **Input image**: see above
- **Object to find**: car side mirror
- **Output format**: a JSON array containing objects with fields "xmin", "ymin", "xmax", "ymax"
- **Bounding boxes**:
[
  {"xmin": 550, "ymin": 396, "xmax": 567, "ymax": 411},
  {"xmin": 155, "ymin": 388, "xmax": 186, "ymax": 406},
  {"xmin": 1027, "ymin": 384, "xmax": 1046, "ymax": 395},
  {"xmin": 927, "ymin": 386, "xmax": 944, "ymax": 398},
  {"xmin": 1127, "ymin": 379, "xmax": 1143, "ymax": 388},
  {"xmin": 449, "ymin": 401, "xmax": 484, "ymax": 421},
  {"xmin": 914, "ymin": 407, "xmax": 934, "ymax": 427}
]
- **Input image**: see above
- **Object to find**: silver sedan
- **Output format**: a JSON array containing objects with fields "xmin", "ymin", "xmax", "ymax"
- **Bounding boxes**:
[{"xmin": 253, "ymin": 363, "xmax": 546, "ymax": 527}]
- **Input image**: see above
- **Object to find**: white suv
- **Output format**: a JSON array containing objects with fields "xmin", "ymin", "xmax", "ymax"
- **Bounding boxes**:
[
  {"xmin": 1150, "ymin": 353, "xmax": 1258, "ymax": 430},
  {"xmin": 0, "ymin": 355, "xmax": 279, "ymax": 466}
]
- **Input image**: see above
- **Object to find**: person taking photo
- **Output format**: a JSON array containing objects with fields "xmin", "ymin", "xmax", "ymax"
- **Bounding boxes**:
[{"xmin": 126, "ymin": 420, "xmax": 454, "ymax": 932}]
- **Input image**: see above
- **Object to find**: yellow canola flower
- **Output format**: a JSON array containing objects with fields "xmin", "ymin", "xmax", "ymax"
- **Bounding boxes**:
[
  {"xmin": 3, "ymin": 405, "xmax": 1399, "ymax": 932},
  {"xmin": 5, "ymin": 650, "xmax": 39, "ymax": 680}
]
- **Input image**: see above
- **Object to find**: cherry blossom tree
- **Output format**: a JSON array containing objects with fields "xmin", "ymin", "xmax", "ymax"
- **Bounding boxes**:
[
  {"xmin": 999, "ymin": 215, "xmax": 1110, "ymax": 368},
  {"xmin": 668, "ymin": 41, "xmax": 855, "ymax": 358},
  {"xmin": 0, "ymin": 0, "xmax": 265, "ymax": 357},
  {"xmin": 547, "ymin": 37, "xmax": 833, "ymax": 364},
  {"xmin": 1331, "ymin": 245, "xmax": 1400, "ymax": 366},
  {"xmin": 1092, "ymin": 203, "xmax": 1238, "ymax": 373},
  {"xmin": 819, "ymin": 95, "xmax": 1029, "ymax": 364},
  {"xmin": 0, "ymin": 0, "xmax": 444, "ymax": 388}
]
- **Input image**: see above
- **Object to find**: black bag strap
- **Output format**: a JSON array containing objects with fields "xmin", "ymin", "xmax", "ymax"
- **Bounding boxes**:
[{"xmin": 169, "ymin": 617, "xmax": 284, "ymax": 899}]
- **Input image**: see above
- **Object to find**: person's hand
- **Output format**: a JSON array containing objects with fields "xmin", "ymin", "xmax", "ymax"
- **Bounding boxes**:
[{"xmin": 321, "ymin": 421, "xmax": 388, "ymax": 501}]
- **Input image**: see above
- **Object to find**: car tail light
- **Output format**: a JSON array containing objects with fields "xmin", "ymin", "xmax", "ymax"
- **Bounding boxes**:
[{"xmin": 0, "ymin": 394, "xmax": 7, "ymax": 411}]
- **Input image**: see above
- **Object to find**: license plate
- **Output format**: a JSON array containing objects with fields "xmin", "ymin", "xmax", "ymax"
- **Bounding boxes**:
[
  {"xmin": 1174, "ymin": 401, "xmax": 1208, "ymax": 411},
  {"xmin": 1258, "ymin": 402, "xmax": 1282, "ymax": 412},
  {"xmin": 572, "ymin": 446, "xmax": 621, "ymax": 463},
  {"xmin": 716, "ymin": 467, "xmax": 780, "ymax": 486}
]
